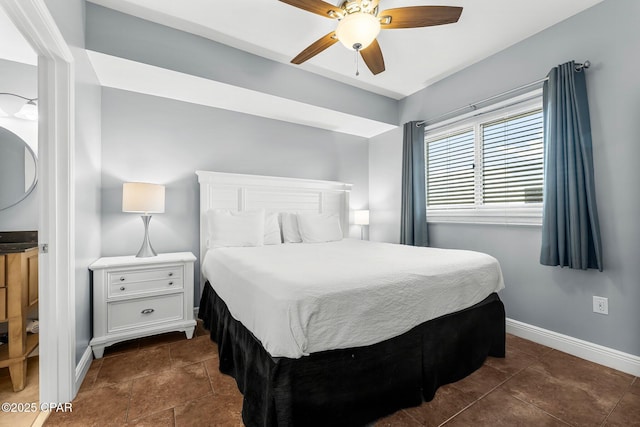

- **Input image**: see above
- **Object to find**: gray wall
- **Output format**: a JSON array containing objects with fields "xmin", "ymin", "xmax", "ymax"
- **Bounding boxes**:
[
  {"xmin": 369, "ymin": 127, "xmax": 402, "ymax": 244},
  {"xmin": 100, "ymin": 88, "xmax": 369, "ymax": 304},
  {"xmin": 85, "ymin": 3, "xmax": 398, "ymax": 126},
  {"xmin": 45, "ymin": 0, "xmax": 103, "ymax": 365},
  {"xmin": 0, "ymin": 59, "xmax": 38, "ymax": 231},
  {"xmin": 72, "ymin": 49, "xmax": 102, "ymax": 364},
  {"xmin": 370, "ymin": 0, "xmax": 640, "ymax": 357}
]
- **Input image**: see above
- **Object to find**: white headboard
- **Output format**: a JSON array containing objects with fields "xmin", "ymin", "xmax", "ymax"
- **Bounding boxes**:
[{"xmin": 196, "ymin": 170, "xmax": 352, "ymax": 268}]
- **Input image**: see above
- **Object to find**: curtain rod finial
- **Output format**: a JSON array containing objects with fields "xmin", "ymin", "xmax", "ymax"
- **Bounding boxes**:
[{"xmin": 575, "ymin": 60, "xmax": 591, "ymax": 72}]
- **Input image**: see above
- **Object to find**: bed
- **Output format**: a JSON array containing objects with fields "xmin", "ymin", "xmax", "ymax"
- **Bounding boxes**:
[{"xmin": 196, "ymin": 171, "xmax": 506, "ymax": 427}]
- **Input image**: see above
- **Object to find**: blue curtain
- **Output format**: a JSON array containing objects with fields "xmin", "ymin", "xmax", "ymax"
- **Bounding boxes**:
[
  {"xmin": 540, "ymin": 61, "xmax": 603, "ymax": 271},
  {"xmin": 400, "ymin": 121, "xmax": 428, "ymax": 246}
]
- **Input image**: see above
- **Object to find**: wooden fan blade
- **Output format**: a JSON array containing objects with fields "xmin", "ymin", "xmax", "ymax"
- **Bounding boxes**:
[
  {"xmin": 379, "ymin": 6, "xmax": 463, "ymax": 29},
  {"xmin": 291, "ymin": 31, "xmax": 338, "ymax": 64},
  {"xmin": 360, "ymin": 39, "xmax": 385, "ymax": 75},
  {"xmin": 279, "ymin": 0, "xmax": 343, "ymax": 19}
]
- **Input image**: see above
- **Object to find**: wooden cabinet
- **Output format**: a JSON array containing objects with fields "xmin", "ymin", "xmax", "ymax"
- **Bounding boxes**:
[
  {"xmin": 0, "ymin": 247, "xmax": 39, "ymax": 392},
  {"xmin": 89, "ymin": 252, "xmax": 196, "ymax": 359}
]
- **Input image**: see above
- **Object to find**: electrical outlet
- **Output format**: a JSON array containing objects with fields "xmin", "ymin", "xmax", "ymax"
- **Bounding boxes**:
[{"xmin": 593, "ymin": 296, "xmax": 608, "ymax": 315}]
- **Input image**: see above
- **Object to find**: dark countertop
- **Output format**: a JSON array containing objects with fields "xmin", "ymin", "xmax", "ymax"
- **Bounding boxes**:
[
  {"xmin": 0, "ymin": 243, "xmax": 38, "ymax": 255},
  {"xmin": 0, "ymin": 231, "xmax": 38, "ymax": 255}
]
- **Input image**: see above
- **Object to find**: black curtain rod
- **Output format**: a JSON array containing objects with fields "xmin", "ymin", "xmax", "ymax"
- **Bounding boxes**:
[{"xmin": 416, "ymin": 60, "xmax": 591, "ymax": 127}]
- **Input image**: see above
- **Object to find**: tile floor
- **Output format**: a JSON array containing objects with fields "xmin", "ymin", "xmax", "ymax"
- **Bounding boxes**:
[{"xmin": 2, "ymin": 324, "xmax": 637, "ymax": 426}]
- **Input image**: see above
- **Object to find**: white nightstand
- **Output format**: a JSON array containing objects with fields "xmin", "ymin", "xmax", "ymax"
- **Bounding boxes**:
[{"xmin": 89, "ymin": 252, "xmax": 197, "ymax": 358}]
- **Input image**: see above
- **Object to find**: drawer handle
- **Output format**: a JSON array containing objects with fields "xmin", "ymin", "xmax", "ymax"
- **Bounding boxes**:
[
  {"xmin": 119, "ymin": 277, "xmax": 125, "ymax": 282},
  {"xmin": 168, "ymin": 272, "xmax": 174, "ymax": 277},
  {"xmin": 141, "ymin": 308, "xmax": 155, "ymax": 315},
  {"xmin": 168, "ymin": 281, "xmax": 174, "ymax": 285},
  {"xmin": 120, "ymin": 286, "xmax": 126, "ymax": 291}
]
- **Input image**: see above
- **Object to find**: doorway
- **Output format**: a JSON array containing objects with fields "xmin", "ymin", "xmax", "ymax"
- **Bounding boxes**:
[
  {"xmin": 0, "ymin": 7, "xmax": 40, "ymax": 426},
  {"xmin": 1, "ymin": 0, "xmax": 77, "ymax": 415}
]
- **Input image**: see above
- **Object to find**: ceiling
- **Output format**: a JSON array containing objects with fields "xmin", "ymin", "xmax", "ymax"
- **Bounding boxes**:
[
  {"xmin": 86, "ymin": 50, "xmax": 396, "ymax": 138},
  {"xmin": 87, "ymin": 0, "xmax": 603, "ymax": 99},
  {"xmin": 0, "ymin": 1, "xmax": 604, "ymax": 138}
]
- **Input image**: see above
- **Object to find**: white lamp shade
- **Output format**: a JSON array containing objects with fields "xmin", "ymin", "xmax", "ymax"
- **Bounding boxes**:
[
  {"xmin": 335, "ymin": 12, "xmax": 381, "ymax": 50},
  {"xmin": 14, "ymin": 100, "xmax": 38, "ymax": 121},
  {"xmin": 354, "ymin": 210, "xmax": 370, "ymax": 225},
  {"xmin": 122, "ymin": 182, "xmax": 165, "ymax": 214}
]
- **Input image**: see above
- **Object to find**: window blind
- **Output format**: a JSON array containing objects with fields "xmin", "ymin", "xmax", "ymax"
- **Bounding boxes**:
[
  {"xmin": 426, "ymin": 129, "xmax": 475, "ymax": 206},
  {"xmin": 482, "ymin": 110, "xmax": 544, "ymax": 204}
]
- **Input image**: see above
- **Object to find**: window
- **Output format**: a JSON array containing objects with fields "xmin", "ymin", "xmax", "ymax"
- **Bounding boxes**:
[
  {"xmin": 425, "ymin": 95, "xmax": 544, "ymax": 225},
  {"xmin": 482, "ymin": 111, "xmax": 544, "ymax": 204},
  {"xmin": 426, "ymin": 129, "xmax": 475, "ymax": 207}
]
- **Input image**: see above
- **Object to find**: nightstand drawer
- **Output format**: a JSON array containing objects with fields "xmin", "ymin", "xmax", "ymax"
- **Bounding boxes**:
[
  {"xmin": 108, "ymin": 293, "xmax": 183, "ymax": 332},
  {"xmin": 89, "ymin": 252, "xmax": 196, "ymax": 358},
  {"xmin": 108, "ymin": 266, "xmax": 182, "ymax": 285},
  {"xmin": 108, "ymin": 276, "xmax": 183, "ymax": 298}
]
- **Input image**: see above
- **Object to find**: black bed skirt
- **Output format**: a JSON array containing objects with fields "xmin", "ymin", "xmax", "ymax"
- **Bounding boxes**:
[{"xmin": 199, "ymin": 283, "xmax": 505, "ymax": 427}]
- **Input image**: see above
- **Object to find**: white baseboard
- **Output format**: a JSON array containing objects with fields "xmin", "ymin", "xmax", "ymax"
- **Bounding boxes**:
[
  {"xmin": 74, "ymin": 346, "xmax": 94, "ymax": 396},
  {"xmin": 506, "ymin": 318, "xmax": 640, "ymax": 377}
]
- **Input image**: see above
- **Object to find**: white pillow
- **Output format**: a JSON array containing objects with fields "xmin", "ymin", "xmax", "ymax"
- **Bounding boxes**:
[
  {"xmin": 281, "ymin": 212, "xmax": 302, "ymax": 243},
  {"xmin": 207, "ymin": 209, "xmax": 265, "ymax": 248},
  {"xmin": 296, "ymin": 213, "xmax": 343, "ymax": 243},
  {"xmin": 264, "ymin": 212, "xmax": 282, "ymax": 245}
]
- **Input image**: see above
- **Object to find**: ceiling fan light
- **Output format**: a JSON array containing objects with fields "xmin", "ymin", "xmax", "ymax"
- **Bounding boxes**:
[
  {"xmin": 14, "ymin": 100, "xmax": 38, "ymax": 121},
  {"xmin": 336, "ymin": 12, "xmax": 381, "ymax": 51}
]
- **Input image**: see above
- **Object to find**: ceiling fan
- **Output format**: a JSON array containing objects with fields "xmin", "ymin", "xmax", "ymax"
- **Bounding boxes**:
[{"xmin": 279, "ymin": 0, "xmax": 463, "ymax": 75}]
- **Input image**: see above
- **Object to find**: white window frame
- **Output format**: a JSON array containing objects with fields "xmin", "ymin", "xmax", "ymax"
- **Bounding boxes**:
[{"xmin": 425, "ymin": 90, "xmax": 544, "ymax": 226}]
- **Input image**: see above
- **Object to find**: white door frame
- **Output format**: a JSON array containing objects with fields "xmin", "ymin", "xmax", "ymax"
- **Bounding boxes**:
[{"xmin": 0, "ymin": 0, "xmax": 76, "ymax": 403}]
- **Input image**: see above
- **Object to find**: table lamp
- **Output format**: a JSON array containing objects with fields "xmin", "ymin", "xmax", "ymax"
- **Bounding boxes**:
[
  {"xmin": 122, "ymin": 182, "xmax": 165, "ymax": 257},
  {"xmin": 354, "ymin": 210, "xmax": 369, "ymax": 240}
]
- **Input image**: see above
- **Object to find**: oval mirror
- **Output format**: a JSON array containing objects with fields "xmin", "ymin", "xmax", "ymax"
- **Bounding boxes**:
[{"xmin": 0, "ymin": 126, "xmax": 37, "ymax": 211}]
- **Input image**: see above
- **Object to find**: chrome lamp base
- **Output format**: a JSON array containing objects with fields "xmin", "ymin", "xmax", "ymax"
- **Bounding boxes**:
[{"xmin": 136, "ymin": 215, "xmax": 157, "ymax": 257}]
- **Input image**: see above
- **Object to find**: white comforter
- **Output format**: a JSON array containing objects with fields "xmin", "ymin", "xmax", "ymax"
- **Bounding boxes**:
[{"xmin": 202, "ymin": 239, "xmax": 504, "ymax": 358}]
